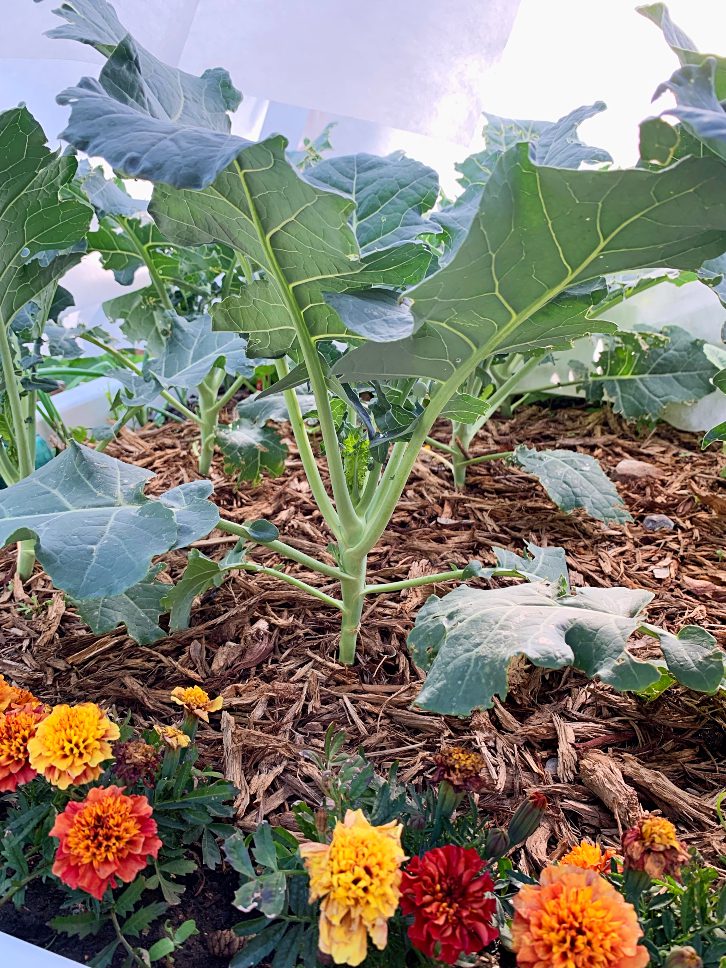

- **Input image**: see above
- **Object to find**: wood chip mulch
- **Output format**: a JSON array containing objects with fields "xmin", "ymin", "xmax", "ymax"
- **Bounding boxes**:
[{"xmin": 1, "ymin": 403, "xmax": 725, "ymax": 872}]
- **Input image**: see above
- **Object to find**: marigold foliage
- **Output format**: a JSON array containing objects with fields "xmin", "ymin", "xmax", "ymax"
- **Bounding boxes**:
[
  {"xmin": 27, "ymin": 702, "xmax": 120, "ymax": 789},
  {"xmin": 299, "ymin": 808, "xmax": 405, "ymax": 966},
  {"xmin": 170, "ymin": 686, "xmax": 223, "ymax": 722},
  {"xmin": 400, "ymin": 844, "xmax": 498, "ymax": 964},
  {"xmin": 512, "ymin": 865, "xmax": 649, "ymax": 968},
  {"xmin": 561, "ymin": 840, "xmax": 620, "ymax": 874},
  {"xmin": 0, "ymin": 705, "xmax": 46, "ymax": 792},
  {"xmin": 50, "ymin": 784, "xmax": 161, "ymax": 900},
  {"xmin": 622, "ymin": 815, "xmax": 689, "ymax": 880}
]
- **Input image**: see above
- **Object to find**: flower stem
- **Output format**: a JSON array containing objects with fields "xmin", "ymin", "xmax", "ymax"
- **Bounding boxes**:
[{"xmin": 110, "ymin": 908, "xmax": 147, "ymax": 968}]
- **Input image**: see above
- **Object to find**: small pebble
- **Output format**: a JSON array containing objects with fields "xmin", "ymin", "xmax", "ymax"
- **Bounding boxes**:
[
  {"xmin": 642, "ymin": 513, "xmax": 675, "ymax": 532},
  {"xmin": 614, "ymin": 458, "xmax": 660, "ymax": 479}
]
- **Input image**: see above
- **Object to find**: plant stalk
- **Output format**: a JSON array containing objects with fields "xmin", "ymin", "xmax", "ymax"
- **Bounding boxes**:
[
  {"xmin": 197, "ymin": 367, "xmax": 225, "ymax": 475},
  {"xmin": 338, "ymin": 551, "xmax": 367, "ymax": 665}
]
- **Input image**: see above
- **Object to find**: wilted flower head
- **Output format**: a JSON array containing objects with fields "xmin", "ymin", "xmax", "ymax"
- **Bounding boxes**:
[
  {"xmin": 113, "ymin": 740, "xmax": 161, "ymax": 787},
  {"xmin": 400, "ymin": 845, "xmax": 498, "ymax": 964},
  {"xmin": 170, "ymin": 686, "xmax": 223, "ymax": 722},
  {"xmin": 299, "ymin": 808, "xmax": 405, "ymax": 966},
  {"xmin": 0, "ymin": 705, "xmax": 46, "ymax": 792},
  {"xmin": 622, "ymin": 815, "xmax": 689, "ymax": 879},
  {"xmin": 154, "ymin": 724, "xmax": 191, "ymax": 750},
  {"xmin": 27, "ymin": 703, "xmax": 120, "ymax": 790},
  {"xmin": 560, "ymin": 840, "xmax": 620, "ymax": 874},
  {"xmin": 0, "ymin": 675, "xmax": 39, "ymax": 712},
  {"xmin": 512, "ymin": 865, "xmax": 649, "ymax": 968},
  {"xmin": 432, "ymin": 745, "xmax": 487, "ymax": 792},
  {"xmin": 50, "ymin": 785, "xmax": 161, "ymax": 900},
  {"xmin": 664, "ymin": 947, "xmax": 703, "ymax": 968}
]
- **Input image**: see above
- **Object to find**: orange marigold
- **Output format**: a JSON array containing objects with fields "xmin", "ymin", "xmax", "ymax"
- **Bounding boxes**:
[
  {"xmin": 561, "ymin": 840, "xmax": 620, "ymax": 874},
  {"xmin": 51, "ymin": 785, "xmax": 161, "ymax": 900},
  {"xmin": 299, "ymin": 809, "xmax": 405, "ymax": 966},
  {"xmin": 27, "ymin": 703, "xmax": 120, "ymax": 790},
  {"xmin": 0, "ymin": 674, "xmax": 39, "ymax": 712},
  {"xmin": 170, "ymin": 686, "xmax": 223, "ymax": 722},
  {"xmin": 153, "ymin": 724, "xmax": 191, "ymax": 750},
  {"xmin": 0, "ymin": 705, "xmax": 46, "ymax": 792},
  {"xmin": 512, "ymin": 865, "xmax": 649, "ymax": 968},
  {"xmin": 622, "ymin": 815, "xmax": 689, "ymax": 880}
]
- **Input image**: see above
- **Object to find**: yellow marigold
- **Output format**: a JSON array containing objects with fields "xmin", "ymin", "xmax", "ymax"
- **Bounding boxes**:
[
  {"xmin": 27, "ymin": 703, "xmax": 120, "ymax": 790},
  {"xmin": 432, "ymin": 745, "xmax": 487, "ymax": 792},
  {"xmin": 170, "ymin": 686, "xmax": 223, "ymax": 722},
  {"xmin": 561, "ymin": 840, "xmax": 620, "ymax": 874},
  {"xmin": 299, "ymin": 809, "xmax": 405, "ymax": 966},
  {"xmin": 154, "ymin": 724, "xmax": 191, "ymax": 749},
  {"xmin": 513, "ymin": 865, "xmax": 649, "ymax": 968},
  {"xmin": 0, "ymin": 675, "xmax": 39, "ymax": 712},
  {"xmin": 622, "ymin": 815, "xmax": 689, "ymax": 880}
]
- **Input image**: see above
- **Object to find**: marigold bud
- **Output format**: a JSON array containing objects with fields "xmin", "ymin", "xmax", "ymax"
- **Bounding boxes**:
[
  {"xmin": 507, "ymin": 791, "xmax": 547, "ymax": 846},
  {"xmin": 484, "ymin": 826, "xmax": 510, "ymax": 860},
  {"xmin": 664, "ymin": 946, "xmax": 703, "ymax": 968}
]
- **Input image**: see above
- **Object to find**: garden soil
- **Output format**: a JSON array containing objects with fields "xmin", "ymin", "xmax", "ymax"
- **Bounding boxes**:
[{"xmin": 1, "ymin": 403, "xmax": 725, "ymax": 964}]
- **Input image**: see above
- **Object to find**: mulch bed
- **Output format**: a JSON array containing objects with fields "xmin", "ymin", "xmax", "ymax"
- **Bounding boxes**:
[{"xmin": 1, "ymin": 402, "xmax": 725, "ymax": 962}]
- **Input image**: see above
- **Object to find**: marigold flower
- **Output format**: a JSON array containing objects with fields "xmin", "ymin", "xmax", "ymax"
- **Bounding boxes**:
[
  {"xmin": 50, "ymin": 785, "xmax": 161, "ymax": 900},
  {"xmin": 170, "ymin": 686, "xmax": 223, "ymax": 722},
  {"xmin": 0, "ymin": 706, "xmax": 46, "ymax": 792},
  {"xmin": 27, "ymin": 703, "xmax": 120, "ymax": 790},
  {"xmin": 561, "ymin": 840, "xmax": 620, "ymax": 874},
  {"xmin": 113, "ymin": 740, "xmax": 161, "ymax": 787},
  {"xmin": 400, "ymin": 845, "xmax": 498, "ymax": 964},
  {"xmin": 622, "ymin": 815, "xmax": 689, "ymax": 880},
  {"xmin": 154, "ymin": 724, "xmax": 191, "ymax": 750},
  {"xmin": 512, "ymin": 865, "xmax": 649, "ymax": 968},
  {"xmin": 431, "ymin": 745, "xmax": 487, "ymax": 792},
  {"xmin": 0, "ymin": 675, "xmax": 39, "ymax": 712},
  {"xmin": 299, "ymin": 809, "xmax": 404, "ymax": 966}
]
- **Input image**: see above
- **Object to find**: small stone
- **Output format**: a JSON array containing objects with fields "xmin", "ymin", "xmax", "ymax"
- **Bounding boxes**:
[
  {"xmin": 614, "ymin": 459, "xmax": 660, "ymax": 479},
  {"xmin": 642, "ymin": 514, "xmax": 675, "ymax": 532}
]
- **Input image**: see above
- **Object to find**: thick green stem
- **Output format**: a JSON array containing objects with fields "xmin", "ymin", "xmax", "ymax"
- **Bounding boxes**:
[
  {"xmin": 0, "ymin": 322, "xmax": 36, "ymax": 578},
  {"xmin": 338, "ymin": 551, "xmax": 367, "ymax": 665},
  {"xmin": 274, "ymin": 358, "xmax": 341, "ymax": 539},
  {"xmin": 197, "ymin": 368, "xmax": 225, "ymax": 475},
  {"xmin": 364, "ymin": 567, "xmax": 469, "ymax": 595},
  {"xmin": 217, "ymin": 518, "xmax": 346, "ymax": 580}
]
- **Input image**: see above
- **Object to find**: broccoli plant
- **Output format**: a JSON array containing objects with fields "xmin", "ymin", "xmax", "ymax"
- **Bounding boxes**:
[{"xmin": 0, "ymin": 0, "xmax": 723, "ymax": 710}]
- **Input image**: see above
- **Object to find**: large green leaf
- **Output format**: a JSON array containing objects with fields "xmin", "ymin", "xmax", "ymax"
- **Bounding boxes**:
[
  {"xmin": 457, "ymin": 103, "xmax": 611, "ymax": 190},
  {"xmin": 333, "ymin": 144, "xmax": 726, "ymax": 383},
  {"xmin": 217, "ymin": 423, "xmax": 288, "ymax": 484},
  {"xmin": 148, "ymin": 313, "xmax": 253, "ymax": 389},
  {"xmin": 234, "ymin": 391, "xmax": 316, "ymax": 425},
  {"xmin": 638, "ymin": 3, "xmax": 726, "ymax": 99},
  {"xmin": 0, "ymin": 107, "xmax": 91, "ymax": 327},
  {"xmin": 88, "ymin": 218, "xmax": 174, "ymax": 285},
  {"xmin": 513, "ymin": 446, "xmax": 631, "ymax": 523},
  {"xmin": 305, "ymin": 152, "xmax": 441, "ymax": 254},
  {"xmin": 582, "ymin": 325, "xmax": 718, "ymax": 418},
  {"xmin": 0, "ymin": 444, "xmax": 217, "ymax": 598},
  {"xmin": 655, "ymin": 60, "xmax": 726, "ymax": 163},
  {"xmin": 151, "ymin": 137, "xmax": 416, "ymax": 356},
  {"xmin": 71, "ymin": 565, "xmax": 168, "ymax": 644},
  {"xmin": 409, "ymin": 582, "xmax": 700, "ymax": 715}
]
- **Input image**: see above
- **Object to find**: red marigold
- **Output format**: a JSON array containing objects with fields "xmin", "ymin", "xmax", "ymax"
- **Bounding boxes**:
[
  {"xmin": 400, "ymin": 845, "xmax": 498, "ymax": 964},
  {"xmin": 0, "ymin": 705, "xmax": 45, "ymax": 792},
  {"xmin": 50, "ymin": 785, "xmax": 161, "ymax": 900}
]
